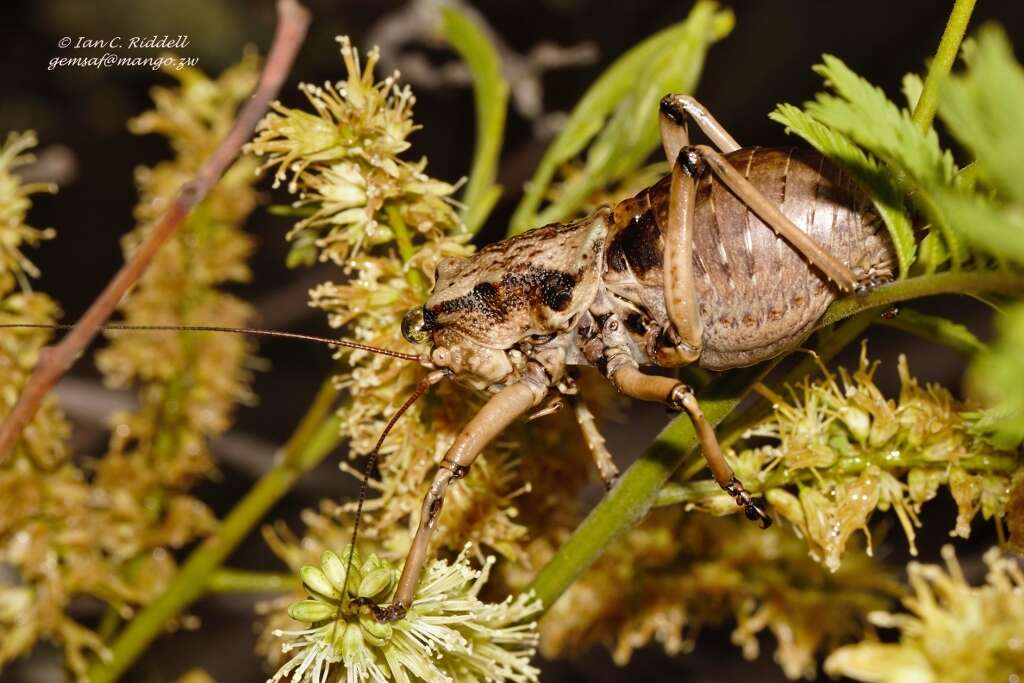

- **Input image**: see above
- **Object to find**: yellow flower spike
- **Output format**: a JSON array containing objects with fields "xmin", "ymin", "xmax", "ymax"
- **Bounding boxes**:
[{"xmin": 727, "ymin": 349, "xmax": 1021, "ymax": 569}]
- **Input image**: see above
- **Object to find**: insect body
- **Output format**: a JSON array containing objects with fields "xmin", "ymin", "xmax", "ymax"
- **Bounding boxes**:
[
  {"xmin": 3, "ymin": 95, "xmax": 897, "ymax": 626},
  {"xmin": 386, "ymin": 94, "xmax": 896, "ymax": 622}
]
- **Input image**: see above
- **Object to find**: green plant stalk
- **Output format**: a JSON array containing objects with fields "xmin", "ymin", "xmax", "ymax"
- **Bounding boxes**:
[
  {"xmin": 818, "ymin": 270, "xmax": 1024, "ymax": 328},
  {"xmin": 528, "ymin": 362, "xmax": 772, "ymax": 611},
  {"xmin": 386, "ymin": 204, "xmax": 429, "ymax": 296},
  {"xmin": 87, "ymin": 378, "xmax": 341, "ymax": 683},
  {"xmin": 440, "ymin": 7, "xmax": 509, "ymax": 236},
  {"xmin": 527, "ymin": 269, "xmax": 1024, "ymax": 612},
  {"xmin": 655, "ymin": 448, "xmax": 1019, "ymax": 508},
  {"xmin": 208, "ymin": 569, "xmax": 297, "ymax": 593},
  {"xmin": 911, "ymin": 0, "xmax": 977, "ymax": 132}
]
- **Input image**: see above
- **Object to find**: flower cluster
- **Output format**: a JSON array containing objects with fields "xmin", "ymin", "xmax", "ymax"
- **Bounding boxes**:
[
  {"xmin": 250, "ymin": 37, "xmax": 596, "ymax": 681},
  {"xmin": 686, "ymin": 348, "xmax": 1021, "ymax": 571},
  {"xmin": 0, "ymin": 55, "xmax": 262, "ymax": 680},
  {"xmin": 270, "ymin": 546, "xmax": 541, "ymax": 683},
  {"xmin": 825, "ymin": 545, "xmax": 1024, "ymax": 683},
  {"xmin": 97, "ymin": 53, "xmax": 261, "ymax": 487},
  {"xmin": 540, "ymin": 508, "xmax": 897, "ymax": 680},
  {"xmin": 250, "ymin": 36, "xmax": 459, "ymax": 267}
]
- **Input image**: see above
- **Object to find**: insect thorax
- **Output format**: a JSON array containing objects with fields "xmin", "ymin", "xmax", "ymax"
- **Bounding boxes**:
[{"xmin": 418, "ymin": 212, "xmax": 610, "ymax": 392}]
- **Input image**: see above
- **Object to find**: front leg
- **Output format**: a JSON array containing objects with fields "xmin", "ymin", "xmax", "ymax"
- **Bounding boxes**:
[
  {"xmin": 369, "ymin": 380, "xmax": 543, "ymax": 622},
  {"xmin": 609, "ymin": 362, "xmax": 771, "ymax": 528}
]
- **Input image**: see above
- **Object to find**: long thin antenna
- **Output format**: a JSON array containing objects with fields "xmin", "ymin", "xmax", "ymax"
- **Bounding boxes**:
[
  {"xmin": 340, "ymin": 370, "xmax": 442, "ymax": 615},
  {"xmin": 0, "ymin": 322, "xmax": 421, "ymax": 361}
]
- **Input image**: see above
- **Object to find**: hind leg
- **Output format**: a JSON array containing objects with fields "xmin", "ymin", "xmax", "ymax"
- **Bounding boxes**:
[{"xmin": 658, "ymin": 95, "xmax": 859, "ymax": 294}]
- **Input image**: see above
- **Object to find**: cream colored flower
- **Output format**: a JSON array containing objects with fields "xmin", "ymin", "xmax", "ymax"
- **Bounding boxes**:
[
  {"xmin": 270, "ymin": 546, "xmax": 541, "ymax": 683},
  {"xmin": 825, "ymin": 545, "xmax": 1024, "ymax": 683}
]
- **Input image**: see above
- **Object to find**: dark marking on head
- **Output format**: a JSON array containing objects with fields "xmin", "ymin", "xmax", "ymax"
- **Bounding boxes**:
[
  {"xmin": 429, "ymin": 266, "xmax": 581, "ymax": 328},
  {"xmin": 541, "ymin": 271, "xmax": 576, "ymax": 312}
]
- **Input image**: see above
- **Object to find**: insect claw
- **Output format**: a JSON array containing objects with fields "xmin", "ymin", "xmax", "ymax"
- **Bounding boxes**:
[
  {"xmin": 723, "ymin": 476, "xmax": 772, "ymax": 529},
  {"xmin": 745, "ymin": 501, "xmax": 773, "ymax": 529},
  {"xmin": 351, "ymin": 598, "xmax": 408, "ymax": 623},
  {"xmin": 529, "ymin": 396, "xmax": 564, "ymax": 420}
]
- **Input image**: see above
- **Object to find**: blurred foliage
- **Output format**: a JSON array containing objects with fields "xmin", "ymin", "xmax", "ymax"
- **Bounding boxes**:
[
  {"xmin": 825, "ymin": 545, "xmax": 1024, "ymax": 683},
  {"xmin": 439, "ymin": 6, "xmax": 509, "ymax": 236},
  {"xmin": 509, "ymin": 0, "xmax": 733, "ymax": 234},
  {"xmin": 0, "ymin": 55, "xmax": 261, "ymax": 680}
]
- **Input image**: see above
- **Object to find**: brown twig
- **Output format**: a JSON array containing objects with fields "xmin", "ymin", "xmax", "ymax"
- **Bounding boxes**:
[{"xmin": 0, "ymin": 0, "xmax": 311, "ymax": 464}]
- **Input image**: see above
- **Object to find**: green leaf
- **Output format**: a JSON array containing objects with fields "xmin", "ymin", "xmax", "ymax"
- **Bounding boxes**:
[
  {"xmin": 902, "ymin": 73, "xmax": 924, "ymax": 111},
  {"xmin": 439, "ymin": 7, "xmax": 509, "ymax": 236},
  {"xmin": 939, "ymin": 24, "xmax": 1024, "ymax": 204},
  {"xmin": 770, "ymin": 104, "xmax": 916, "ymax": 277},
  {"xmin": 881, "ymin": 307, "xmax": 987, "ymax": 356},
  {"xmin": 968, "ymin": 303, "xmax": 1024, "ymax": 449},
  {"xmin": 929, "ymin": 187, "xmax": 1024, "ymax": 265},
  {"xmin": 508, "ymin": 1, "xmax": 733, "ymax": 235},
  {"xmin": 795, "ymin": 55, "xmax": 967, "ymax": 266}
]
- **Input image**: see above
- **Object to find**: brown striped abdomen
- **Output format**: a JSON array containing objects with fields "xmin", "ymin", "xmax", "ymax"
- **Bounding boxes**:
[{"xmin": 602, "ymin": 147, "xmax": 896, "ymax": 370}]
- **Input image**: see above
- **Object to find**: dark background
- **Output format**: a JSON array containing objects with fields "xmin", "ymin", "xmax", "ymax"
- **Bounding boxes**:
[{"xmin": 2, "ymin": 1, "xmax": 1023, "ymax": 681}]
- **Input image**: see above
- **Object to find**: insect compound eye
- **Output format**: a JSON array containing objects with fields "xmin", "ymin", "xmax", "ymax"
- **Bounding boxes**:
[{"xmin": 401, "ymin": 306, "xmax": 431, "ymax": 345}]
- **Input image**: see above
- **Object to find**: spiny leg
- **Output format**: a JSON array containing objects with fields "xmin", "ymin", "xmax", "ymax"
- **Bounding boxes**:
[
  {"xmin": 657, "ymin": 142, "xmax": 704, "ymax": 366},
  {"xmin": 659, "ymin": 93, "xmax": 741, "ymax": 161},
  {"xmin": 571, "ymin": 395, "xmax": 619, "ymax": 489},
  {"xmin": 367, "ymin": 381, "xmax": 542, "ymax": 622},
  {"xmin": 609, "ymin": 363, "xmax": 771, "ymax": 528}
]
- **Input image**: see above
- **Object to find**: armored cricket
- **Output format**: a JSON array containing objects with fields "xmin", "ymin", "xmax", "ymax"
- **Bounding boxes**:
[{"xmin": 2, "ymin": 93, "xmax": 896, "ymax": 624}]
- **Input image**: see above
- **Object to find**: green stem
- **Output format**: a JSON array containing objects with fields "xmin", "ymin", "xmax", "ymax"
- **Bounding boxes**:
[
  {"xmin": 387, "ymin": 205, "xmax": 428, "ymax": 296},
  {"xmin": 440, "ymin": 6, "xmax": 509, "ymax": 236},
  {"xmin": 656, "ymin": 453, "xmax": 1020, "ymax": 508},
  {"xmin": 527, "ymin": 268, "xmax": 1024, "ymax": 613},
  {"xmin": 87, "ymin": 378, "xmax": 341, "ymax": 683},
  {"xmin": 818, "ymin": 270, "xmax": 1024, "ymax": 328},
  {"xmin": 911, "ymin": 0, "xmax": 977, "ymax": 132},
  {"xmin": 207, "ymin": 569, "xmax": 297, "ymax": 593},
  {"xmin": 527, "ymin": 363, "xmax": 773, "ymax": 611}
]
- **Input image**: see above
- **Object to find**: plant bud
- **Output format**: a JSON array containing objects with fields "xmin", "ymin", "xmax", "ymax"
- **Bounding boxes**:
[
  {"xmin": 320, "ymin": 549, "xmax": 349, "ymax": 592},
  {"xmin": 339, "ymin": 621, "xmax": 365, "ymax": 656},
  {"xmin": 359, "ymin": 611, "xmax": 393, "ymax": 647},
  {"xmin": 839, "ymin": 406, "xmax": 871, "ymax": 444},
  {"xmin": 301, "ymin": 565, "xmax": 340, "ymax": 601},
  {"xmin": 357, "ymin": 567, "xmax": 394, "ymax": 600},
  {"xmin": 766, "ymin": 488, "xmax": 805, "ymax": 529},
  {"xmin": 288, "ymin": 599, "xmax": 337, "ymax": 623}
]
